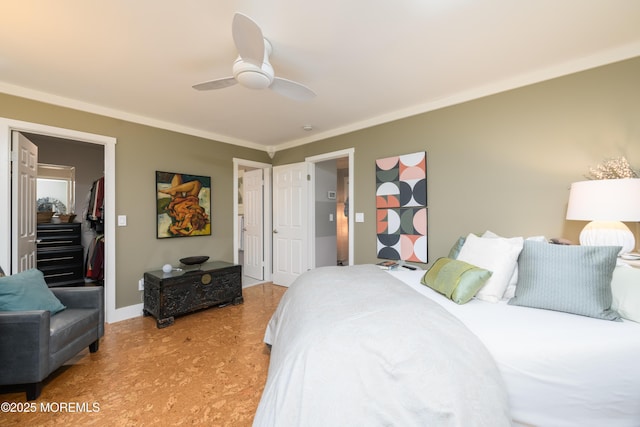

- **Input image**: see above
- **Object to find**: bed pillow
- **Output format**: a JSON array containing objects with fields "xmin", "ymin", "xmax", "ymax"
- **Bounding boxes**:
[
  {"xmin": 0, "ymin": 268, "xmax": 66, "ymax": 314},
  {"xmin": 421, "ymin": 257, "xmax": 492, "ymax": 304},
  {"xmin": 481, "ymin": 231, "xmax": 547, "ymax": 300},
  {"xmin": 456, "ymin": 233, "xmax": 524, "ymax": 303},
  {"xmin": 611, "ymin": 266, "xmax": 640, "ymax": 323},
  {"xmin": 447, "ymin": 236, "xmax": 467, "ymax": 259},
  {"xmin": 508, "ymin": 241, "xmax": 620, "ymax": 321}
]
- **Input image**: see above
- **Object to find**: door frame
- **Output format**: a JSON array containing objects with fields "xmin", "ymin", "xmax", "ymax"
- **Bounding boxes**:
[
  {"xmin": 0, "ymin": 118, "xmax": 119, "ymax": 323},
  {"xmin": 232, "ymin": 158, "xmax": 272, "ymax": 283},
  {"xmin": 306, "ymin": 148, "xmax": 355, "ymax": 268}
]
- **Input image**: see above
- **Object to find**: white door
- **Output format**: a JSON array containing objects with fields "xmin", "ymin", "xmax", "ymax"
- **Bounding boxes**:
[
  {"xmin": 272, "ymin": 162, "xmax": 308, "ymax": 287},
  {"xmin": 243, "ymin": 168, "xmax": 264, "ymax": 280},
  {"xmin": 12, "ymin": 132, "xmax": 38, "ymax": 272}
]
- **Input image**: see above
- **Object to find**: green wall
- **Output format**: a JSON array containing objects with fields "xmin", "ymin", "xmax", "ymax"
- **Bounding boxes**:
[
  {"xmin": 2, "ymin": 56, "xmax": 639, "ymax": 309},
  {"xmin": 274, "ymin": 57, "xmax": 640, "ymax": 266},
  {"xmin": 0, "ymin": 94, "xmax": 270, "ymax": 308}
]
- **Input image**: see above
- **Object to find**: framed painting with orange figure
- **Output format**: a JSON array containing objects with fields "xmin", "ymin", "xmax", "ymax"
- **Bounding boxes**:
[{"xmin": 156, "ymin": 171, "xmax": 211, "ymax": 238}]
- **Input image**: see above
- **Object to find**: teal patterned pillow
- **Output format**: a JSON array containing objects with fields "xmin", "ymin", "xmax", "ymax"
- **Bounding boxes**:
[{"xmin": 508, "ymin": 241, "xmax": 620, "ymax": 321}]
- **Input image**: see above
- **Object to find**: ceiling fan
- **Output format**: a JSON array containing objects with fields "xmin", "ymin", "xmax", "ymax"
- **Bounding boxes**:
[{"xmin": 193, "ymin": 13, "xmax": 316, "ymax": 102}]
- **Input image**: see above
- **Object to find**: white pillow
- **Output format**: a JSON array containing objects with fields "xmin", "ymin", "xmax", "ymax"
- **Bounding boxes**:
[
  {"xmin": 457, "ymin": 233, "xmax": 523, "ymax": 302},
  {"xmin": 481, "ymin": 231, "xmax": 545, "ymax": 299},
  {"xmin": 611, "ymin": 265, "xmax": 640, "ymax": 323}
]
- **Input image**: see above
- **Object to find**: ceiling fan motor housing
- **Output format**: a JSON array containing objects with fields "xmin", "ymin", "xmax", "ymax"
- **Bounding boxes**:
[{"xmin": 232, "ymin": 40, "xmax": 274, "ymax": 90}]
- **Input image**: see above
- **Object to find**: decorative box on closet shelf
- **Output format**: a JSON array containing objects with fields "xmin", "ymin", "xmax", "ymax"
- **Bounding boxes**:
[{"xmin": 36, "ymin": 222, "xmax": 85, "ymax": 287}]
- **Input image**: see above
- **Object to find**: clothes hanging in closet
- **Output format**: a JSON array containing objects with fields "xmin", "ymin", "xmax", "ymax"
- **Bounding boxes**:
[
  {"xmin": 85, "ymin": 234, "xmax": 104, "ymax": 283},
  {"xmin": 86, "ymin": 177, "xmax": 104, "ymax": 233}
]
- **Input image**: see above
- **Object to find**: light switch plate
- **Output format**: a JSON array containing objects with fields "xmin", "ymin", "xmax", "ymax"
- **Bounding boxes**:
[
  {"xmin": 355, "ymin": 212, "xmax": 364, "ymax": 223},
  {"xmin": 117, "ymin": 215, "xmax": 127, "ymax": 226}
]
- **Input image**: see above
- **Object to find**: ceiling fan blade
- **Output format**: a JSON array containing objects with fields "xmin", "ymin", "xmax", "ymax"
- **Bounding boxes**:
[
  {"xmin": 192, "ymin": 77, "xmax": 237, "ymax": 91},
  {"xmin": 270, "ymin": 77, "xmax": 316, "ymax": 101},
  {"xmin": 232, "ymin": 13, "xmax": 265, "ymax": 66}
]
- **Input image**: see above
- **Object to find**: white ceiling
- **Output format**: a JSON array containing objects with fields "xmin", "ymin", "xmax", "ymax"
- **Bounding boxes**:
[{"xmin": 1, "ymin": 1, "xmax": 639, "ymax": 154}]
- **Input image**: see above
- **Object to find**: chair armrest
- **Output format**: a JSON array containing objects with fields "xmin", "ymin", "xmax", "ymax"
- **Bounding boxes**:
[
  {"xmin": 0, "ymin": 311, "xmax": 50, "ymax": 385},
  {"xmin": 51, "ymin": 287, "xmax": 104, "ymax": 337}
]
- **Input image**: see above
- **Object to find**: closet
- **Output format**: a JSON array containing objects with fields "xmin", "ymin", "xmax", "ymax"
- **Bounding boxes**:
[
  {"xmin": 23, "ymin": 132, "xmax": 105, "ymax": 285},
  {"xmin": 85, "ymin": 177, "xmax": 105, "ymax": 284}
]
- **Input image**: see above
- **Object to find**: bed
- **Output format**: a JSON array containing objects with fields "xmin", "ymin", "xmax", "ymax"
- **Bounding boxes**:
[
  {"xmin": 390, "ymin": 268, "xmax": 640, "ymax": 427},
  {"xmin": 254, "ymin": 264, "xmax": 511, "ymax": 426},
  {"xmin": 254, "ymin": 260, "xmax": 640, "ymax": 427}
]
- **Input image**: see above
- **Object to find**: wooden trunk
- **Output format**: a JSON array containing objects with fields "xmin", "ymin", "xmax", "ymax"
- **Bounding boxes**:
[{"xmin": 143, "ymin": 261, "xmax": 243, "ymax": 328}]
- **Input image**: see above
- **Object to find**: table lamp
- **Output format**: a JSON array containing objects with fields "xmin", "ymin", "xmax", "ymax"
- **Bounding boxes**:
[{"xmin": 566, "ymin": 178, "xmax": 640, "ymax": 255}]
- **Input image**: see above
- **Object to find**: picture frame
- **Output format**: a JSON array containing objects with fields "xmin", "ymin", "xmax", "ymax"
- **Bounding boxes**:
[{"xmin": 156, "ymin": 171, "xmax": 211, "ymax": 238}]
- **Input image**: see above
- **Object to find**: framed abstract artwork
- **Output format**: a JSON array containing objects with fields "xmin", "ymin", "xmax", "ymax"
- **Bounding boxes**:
[
  {"xmin": 156, "ymin": 171, "xmax": 211, "ymax": 238},
  {"xmin": 375, "ymin": 151, "xmax": 427, "ymax": 263}
]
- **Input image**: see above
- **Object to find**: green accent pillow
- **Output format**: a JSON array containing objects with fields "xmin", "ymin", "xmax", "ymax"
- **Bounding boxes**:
[
  {"xmin": 508, "ymin": 241, "xmax": 620, "ymax": 321},
  {"xmin": 0, "ymin": 268, "xmax": 66, "ymax": 314},
  {"xmin": 421, "ymin": 257, "xmax": 492, "ymax": 304}
]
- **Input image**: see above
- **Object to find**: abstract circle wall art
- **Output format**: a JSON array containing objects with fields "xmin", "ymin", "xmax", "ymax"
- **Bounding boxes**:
[{"xmin": 376, "ymin": 152, "xmax": 427, "ymax": 263}]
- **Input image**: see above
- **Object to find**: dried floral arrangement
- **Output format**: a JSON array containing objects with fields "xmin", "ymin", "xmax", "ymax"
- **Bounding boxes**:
[{"xmin": 586, "ymin": 156, "xmax": 639, "ymax": 180}]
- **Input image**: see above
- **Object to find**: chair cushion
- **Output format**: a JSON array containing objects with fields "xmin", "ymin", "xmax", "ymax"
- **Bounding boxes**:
[
  {"xmin": 0, "ymin": 269, "xmax": 66, "ymax": 314},
  {"xmin": 49, "ymin": 308, "xmax": 100, "ymax": 353}
]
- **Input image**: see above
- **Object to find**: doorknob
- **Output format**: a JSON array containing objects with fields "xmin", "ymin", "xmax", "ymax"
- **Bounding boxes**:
[{"xmin": 273, "ymin": 229, "xmax": 278, "ymax": 234}]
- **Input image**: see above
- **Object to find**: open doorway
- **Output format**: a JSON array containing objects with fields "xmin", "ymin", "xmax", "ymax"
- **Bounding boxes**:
[
  {"xmin": 306, "ymin": 148, "xmax": 354, "ymax": 269},
  {"xmin": 0, "ymin": 118, "xmax": 120, "ymax": 322},
  {"xmin": 23, "ymin": 133, "xmax": 105, "ymax": 286},
  {"xmin": 233, "ymin": 158, "xmax": 272, "ymax": 287},
  {"xmin": 337, "ymin": 158, "xmax": 349, "ymax": 265}
]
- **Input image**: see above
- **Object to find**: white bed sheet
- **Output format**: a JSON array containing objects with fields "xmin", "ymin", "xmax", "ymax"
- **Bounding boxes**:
[{"xmin": 388, "ymin": 269, "xmax": 640, "ymax": 427}]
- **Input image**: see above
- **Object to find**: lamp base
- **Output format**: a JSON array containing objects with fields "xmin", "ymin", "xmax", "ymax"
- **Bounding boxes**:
[{"xmin": 579, "ymin": 221, "xmax": 635, "ymax": 255}]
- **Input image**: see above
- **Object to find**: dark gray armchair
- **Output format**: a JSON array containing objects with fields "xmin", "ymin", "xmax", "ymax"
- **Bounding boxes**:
[{"xmin": 0, "ymin": 286, "xmax": 104, "ymax": 400}]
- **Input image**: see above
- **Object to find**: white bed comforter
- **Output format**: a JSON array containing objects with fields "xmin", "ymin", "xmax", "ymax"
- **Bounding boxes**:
[
  {"xmin": 253, "ymin": 265, "xmax": 511, "ymax": 427},
  {"xmin": 388, "ymin": 269, "xmax": 640, "ymax": 427}
]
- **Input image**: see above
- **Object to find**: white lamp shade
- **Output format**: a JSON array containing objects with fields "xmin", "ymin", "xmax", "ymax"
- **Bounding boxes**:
[
  {"xmin": 566, "ymin": 178, "xmax": 640, "ymax": 221},
  {"xmin": 566, "ymin": 178, "xmax": 640, "ymax": 254}
]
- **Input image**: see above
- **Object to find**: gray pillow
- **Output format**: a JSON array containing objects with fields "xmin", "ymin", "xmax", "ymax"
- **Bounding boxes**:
[{"xmin": 508, "ymin": 241, "xmax": 620, "ymax": 321}]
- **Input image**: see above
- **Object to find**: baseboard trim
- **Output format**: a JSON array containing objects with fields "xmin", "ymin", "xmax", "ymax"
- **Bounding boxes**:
[{"xmin": 107, "ymin": 303, "xmax": 143, "ymax": 324}]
